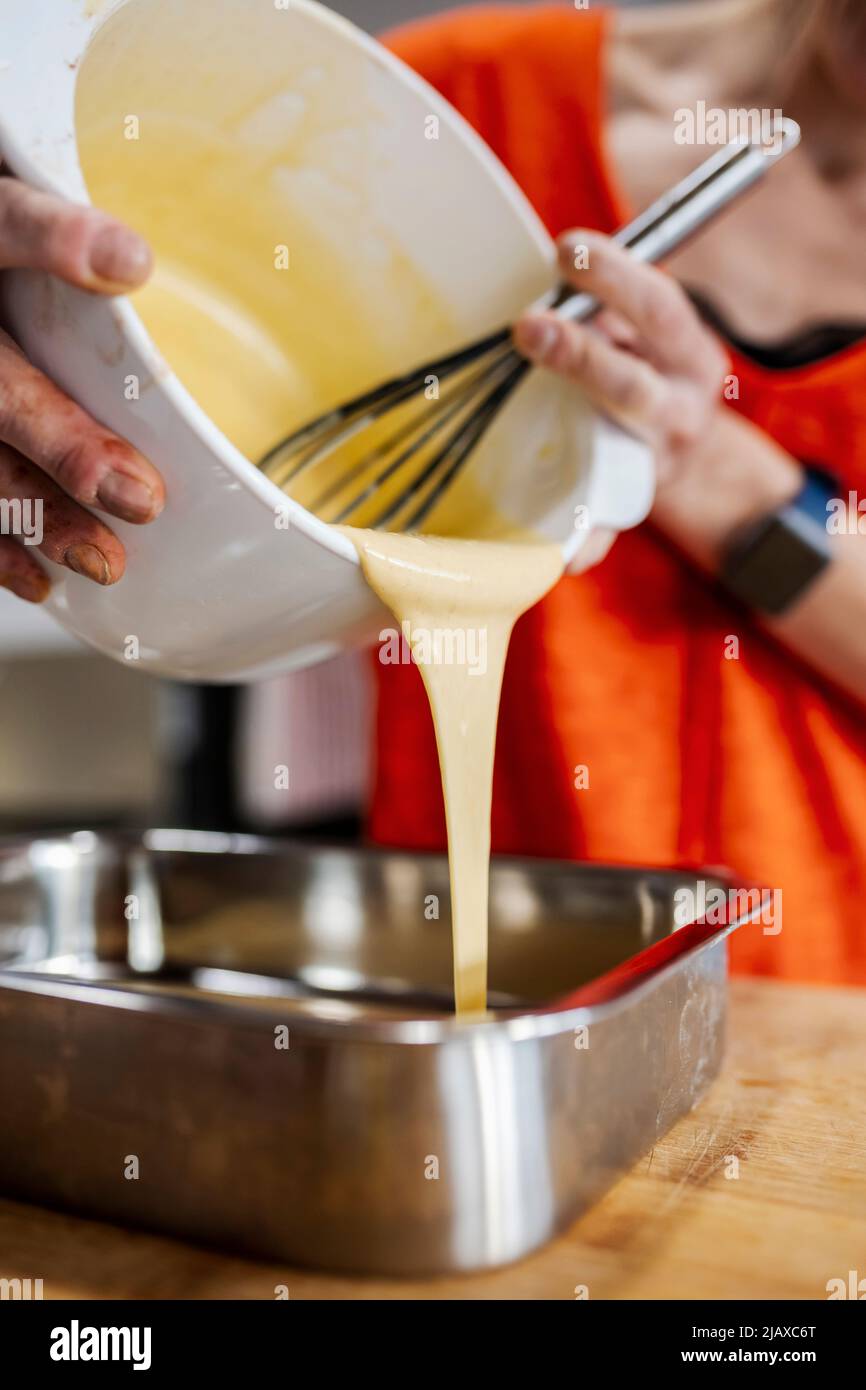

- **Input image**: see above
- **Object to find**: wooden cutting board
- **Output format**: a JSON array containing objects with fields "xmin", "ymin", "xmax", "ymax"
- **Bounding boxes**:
[{"xmin": 1, "ymin": 978, "xmax": 864, "ymax": 1300}]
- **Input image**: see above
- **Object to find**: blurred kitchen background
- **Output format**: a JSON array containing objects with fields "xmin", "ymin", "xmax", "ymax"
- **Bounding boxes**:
[{"xmin": 0, "ymin": 0, "xmax": 662, "ymax": 839}]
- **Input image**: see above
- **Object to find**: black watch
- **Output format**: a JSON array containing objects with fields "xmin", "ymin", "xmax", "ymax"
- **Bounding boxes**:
[{"xmin": 720, "ymin": 466, "xmax": 837, "ymax": 616}]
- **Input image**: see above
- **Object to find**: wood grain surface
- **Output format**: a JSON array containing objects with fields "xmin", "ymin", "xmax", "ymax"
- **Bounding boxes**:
[{"xmin": 1, "ymin": 978, "xmax": 864, "ymax": 1301}]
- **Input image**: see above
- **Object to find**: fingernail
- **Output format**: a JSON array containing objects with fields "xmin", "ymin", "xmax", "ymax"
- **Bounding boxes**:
[
  {"xmin": 65, "ymin": 543, "xmax": 112, "ymax": 585},
  {"xmin": 0, "ymin": 571, "xmax": 50, "ymax": 603},
  {"xmin": 97, "ymin": 471, "xmax": 158, "ymax": 522},
  {"xmin": 89, "ymin": 223, "xmax": 153, "ymax": 287},
  {"xmin": 517, "ymin": 317, "xmax": 560, "ymax": 362}
]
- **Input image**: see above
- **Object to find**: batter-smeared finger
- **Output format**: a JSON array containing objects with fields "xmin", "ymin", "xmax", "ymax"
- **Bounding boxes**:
[
  {"xmin": 0, "ymin": 534, "xmax": 50, "ymax": 603},
  {"xmin": 0, "ymin": 444, "xmax": 126, "ymax": 584},
  {"xmin": 0, "ymin": 331, "xmax": 164, "ymax": 524}
]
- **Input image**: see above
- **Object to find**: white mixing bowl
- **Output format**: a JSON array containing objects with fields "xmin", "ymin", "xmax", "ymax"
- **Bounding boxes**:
[{"xmin": 0, "ymin": 0, "xmax": 653, "ymax": 680}]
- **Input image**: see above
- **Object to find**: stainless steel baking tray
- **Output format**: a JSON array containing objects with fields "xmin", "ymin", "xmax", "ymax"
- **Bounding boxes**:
[{"xmin": 0, "ymin": 830, "xmax": 752, "ymax": 1275}]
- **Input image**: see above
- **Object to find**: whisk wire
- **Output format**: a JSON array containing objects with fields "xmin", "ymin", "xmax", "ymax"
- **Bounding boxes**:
[
  {"xmin": 258, "ymin": 126, "xmax": 800, "ymax": 533},
  {"xmin": 260, "ymin": 324, "xmax": 513, "ymax": 490},
  {"xmin": 362, "ymin": 351, "xmax": 528, "ymax": 531},
  {"xmin": 322, "ymin": 348, "xmax": 517, "ymax": 526},
  {"xmin": 399, "ymin": 357, "xmax": 530, "ymax": 532}
]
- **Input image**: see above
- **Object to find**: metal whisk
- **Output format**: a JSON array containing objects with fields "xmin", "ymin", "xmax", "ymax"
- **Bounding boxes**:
[{"xmin": 259, "ymin": 121, "xmax": 800, "ymax": 533}]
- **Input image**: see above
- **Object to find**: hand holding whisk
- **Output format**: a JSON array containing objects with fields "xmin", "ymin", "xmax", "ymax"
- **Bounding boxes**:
[{"xmin": 259, "ymin": 121, "xmax": 800, "ymax": 534}]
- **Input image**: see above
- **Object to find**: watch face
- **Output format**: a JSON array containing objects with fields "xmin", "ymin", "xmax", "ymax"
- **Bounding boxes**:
[{"xmin": 722, "ymin": 512, "xmax": 831, "ymax": 616}]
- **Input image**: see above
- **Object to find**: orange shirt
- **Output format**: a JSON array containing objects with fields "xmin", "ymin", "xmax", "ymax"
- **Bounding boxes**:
[{"xmin": 373, "ymin": 4, "xmax": 866, "ymax": 986}]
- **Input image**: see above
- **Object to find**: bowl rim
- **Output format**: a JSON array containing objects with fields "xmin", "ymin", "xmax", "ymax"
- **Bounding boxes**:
[{"xmin": 0, "ymin": 0, "xmax": 560, "ymax": 566}]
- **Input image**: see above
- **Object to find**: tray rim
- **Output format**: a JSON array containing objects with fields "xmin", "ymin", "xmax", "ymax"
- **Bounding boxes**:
[{"xmin": 0, "ymin": 829, "xmax": 759, "ymax": 1044}]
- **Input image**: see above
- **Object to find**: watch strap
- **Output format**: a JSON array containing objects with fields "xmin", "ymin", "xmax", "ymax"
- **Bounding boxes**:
[{"xmin": 720, "ymin": 465, "xmax": 836, "ymax": 616}]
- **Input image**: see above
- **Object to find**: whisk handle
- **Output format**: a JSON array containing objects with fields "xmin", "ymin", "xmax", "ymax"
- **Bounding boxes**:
[{"xmin": 553, "ymin": 121, "xmax": 801, "ymax": 326}]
